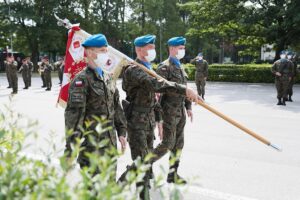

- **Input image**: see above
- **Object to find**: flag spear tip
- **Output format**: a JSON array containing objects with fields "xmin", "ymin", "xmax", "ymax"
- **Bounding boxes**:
[{"xmin": 269, "ymin": 143, "xmax": 282, "ymax": 152}]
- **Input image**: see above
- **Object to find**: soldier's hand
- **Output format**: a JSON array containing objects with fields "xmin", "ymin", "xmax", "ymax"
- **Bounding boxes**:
[
  {"xmin": 186, "ymin": 88, "xmax": 201, "ymax": 103},
  {"xmin": 187, "ymin": 109, "xmax": 193, "ymax": 122},
  {"xmin": 275, "ymin": 72, "xmax": 282, "ymax": 76},
  {"xmin": 118, "ymin": 136, "xmax": 127, "ymax": 153},
  {"xmin": 289, "ymin": 77, "xmax": 292, "ymax": 82},
  {"xmin": 204, "ymin": 77, "xmax": 207, "ymax": 81},
  {"xmin": 157, "ymin": 122, "xmax": 163, "ymax": 140}
]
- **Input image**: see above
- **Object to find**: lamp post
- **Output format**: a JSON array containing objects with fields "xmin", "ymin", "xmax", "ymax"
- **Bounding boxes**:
[{"xmin": 8, "ymin": 0, "xmax": 13, "ymax": 52}]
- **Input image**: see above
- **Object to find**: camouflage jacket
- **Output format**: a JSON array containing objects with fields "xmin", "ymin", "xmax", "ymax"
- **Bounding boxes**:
[
  {"xmin": 271, "ymin": 59, "xmax": 293, "ymax": 77},
  {"xmin": 190, "ymin": 58, "xmax": 209, "ymax": 77},
  {"xmin": 4, "ymin": 61, "xmax": 18, "ymax": 74},
  {"xmin": 157, "ymin": 58, "xmax": 192, "ymax": 111},
  {"xmin": 65, "ymin": 66, "xmax": 127, "ymax": 155},
  {"xmin": 19, "ymin": 63, "xmax": 30, "ymax": 76},
  {"xmin": 122, "ymin": 59, "xmax": 186, "ymax": 129}
]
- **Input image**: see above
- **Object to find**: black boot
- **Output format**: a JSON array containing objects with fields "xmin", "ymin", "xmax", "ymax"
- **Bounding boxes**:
[
  {"xmin": 282, "ymin": 98, "xmax": 286, "ymax": 106},
  {"xmin": 202, "ymin": 94, "xmax": 205, "ymax": 100},
  {"xmin": 288, "ymin": 95, "xmax": 293, "ymax": 102},
  {"xmin": 277, "ymin": 98, "xmax": 282, "ymax": 105},
  {"xmin": 45, "ymin": 88, "xmax": 51, "ymax": 91},
  {"xmin": 41, "ymin": 85, "xmax": 46, "ymax": 88},
  {"xmin": 167, "ymin": 161, "xmax": 187, "ymax": 184}
]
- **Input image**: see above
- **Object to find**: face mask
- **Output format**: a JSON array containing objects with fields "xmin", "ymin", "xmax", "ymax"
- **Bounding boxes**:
[
  {"xmin": 145, "ymin": 49, "xmax": 156, "ymax": 62},
  {"xmin": 287, "ymin": 55, "xmax": 292, "ymax": 59},
  {"xmin": 176, "ymin": 49, "xmax": 185, "ymax": 60},
  {"xmin": 280, "ymin": 54, "xmax": 286, "ymax": 59},
  {"xmin": 94, "ymin": 52, "xmax": 109, "ymax": 67}
]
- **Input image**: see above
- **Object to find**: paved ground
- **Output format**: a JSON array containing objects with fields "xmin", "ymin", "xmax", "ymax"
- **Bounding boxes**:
[{"xmin": 1, "ymin": 73, "xmax": 300, "ymax": 200}]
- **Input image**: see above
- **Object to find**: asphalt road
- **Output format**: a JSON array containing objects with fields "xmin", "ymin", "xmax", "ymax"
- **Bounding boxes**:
[{"xmin": 1, "ymin": 74, "xmax": 300, "ymax": 200}]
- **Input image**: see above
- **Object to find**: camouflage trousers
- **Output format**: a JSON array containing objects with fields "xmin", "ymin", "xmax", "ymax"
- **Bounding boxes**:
[
  {"xmin": 77, "ymin": 132, "xmax": 117, "ymax": 180},
  {"xmin": 41, "ymin": 72, "xmax": 46, "ymax": 86},
  {"xmin": 195, "ymin": 75, "xmax": 206, "ymax": 97},
  {"xmin": 152, "ymin": 103, "xmax": 185, "ymax": 165},
  {"xmin": 275, "ymin": 76, "xmax": 290, "ymax": 99},
  {"xmin": 288, "ymin": 77, "xmax": 295, "ymax": 97},
  {"xmin": 6, "ymin": 71, "xmax": 12, "ymax": 87},
  {"xmin": 22, "ymin": 72, "xmax": 30, "ymax": 88},
  {"xmin": 10, "ymin": 72, "xmax": 18, "ymax": 93},
  {"xmin": 44, "ymin": 71, "xmax": 52, "ymax": 89}
]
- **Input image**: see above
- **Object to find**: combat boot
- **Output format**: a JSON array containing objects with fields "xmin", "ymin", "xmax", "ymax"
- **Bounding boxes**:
[
  {"xmin": 288, "ymin": 95, "xmax": 293, "ymax": 102},
  {"xmin": 45, "ymin": 88, "xmax": 51, "ymax": 91},
  {"xmin": 7, "ymin": 86, "xmax": 11, "ymax": 88},
  {"xmin": 282, "ymin": 98, "xmax": 286, "ymax": 106},
  {"xmin": 202, "ymin": 94, "xmax": 205, "ymax": 100},
  {"xmin": 277, "ymin": 98, "xmax": 282, "ymax": 105},
  {"xmin": 167, "ymin": 161, "xmax": 187, "ymax": 184}
]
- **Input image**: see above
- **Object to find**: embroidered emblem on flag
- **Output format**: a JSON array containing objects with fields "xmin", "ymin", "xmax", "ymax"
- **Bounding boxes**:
[{"xmin": 75, "ymin": 80, "xmax": 83, "ymax": 87}]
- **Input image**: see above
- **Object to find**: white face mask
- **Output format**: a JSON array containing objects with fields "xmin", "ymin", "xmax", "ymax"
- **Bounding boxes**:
[
  {"xmin": 287, "ymin": 55, "xmax": 292, "ymax": 60},
  {"xmin": 94, "ymin": 52, "xmax": 109, "ymax": 67},
  {"xmin": 280, "ymin": 54, "xmax": 286, "ymax": 59},
  {"xmin": 176, "ymin": 49, "xmax": 185, "ymax": 60},
  {"xmin": 145, "ymin": 49, "xmax": 156, "ymax": 62}
]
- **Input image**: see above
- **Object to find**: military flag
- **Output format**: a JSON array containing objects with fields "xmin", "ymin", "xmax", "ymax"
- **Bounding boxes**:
[{"xmin": 56, "ymin": 16, "xmax": 133, "ymax": 108}]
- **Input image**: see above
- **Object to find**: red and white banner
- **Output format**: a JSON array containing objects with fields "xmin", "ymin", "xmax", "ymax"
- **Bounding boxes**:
[{"xmin": 57, "ymin": 25, "xmax": 134, "ymax": 108}]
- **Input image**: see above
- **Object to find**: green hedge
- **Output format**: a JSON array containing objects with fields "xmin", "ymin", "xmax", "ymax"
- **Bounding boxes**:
[{"xmin": 154, "ymin": 64, "xmax": 300, "ymax": 83}]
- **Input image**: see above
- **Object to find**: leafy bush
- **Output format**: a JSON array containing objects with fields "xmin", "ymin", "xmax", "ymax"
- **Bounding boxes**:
[
  {"xmin": 0, "ymin": 106, "xmax": 184, "ymax": 200},
  {"xmin": 153, "ymin": 63, "xmax": 300, "ymax": 83}
]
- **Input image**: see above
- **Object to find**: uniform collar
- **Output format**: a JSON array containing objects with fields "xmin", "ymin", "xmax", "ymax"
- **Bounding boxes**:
[
  {"xmin": 137, "ymin": 58, "xmax": 152, "ymax": 70},
  {"xmin": 169, "ymin": 57, "xmax": 181, "ymax": 68}
]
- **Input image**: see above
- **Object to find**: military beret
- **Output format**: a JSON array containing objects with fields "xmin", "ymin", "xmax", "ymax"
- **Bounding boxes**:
[
  {"xmin": 167, "ymin": 36, "xmax": 186, "ymax": 46},
  {"xmin": 82, "ymin": 34, "xmax": 108, "ymax": 48},
  {"xmin": 198, "ymin": 52, "xmax": 203, "ymax": 56},
  {"xmin": 287, "ymin": 51, "xmax": 294, "ymax": 56},
  {"xmin": 280, "ymin": 50, "xmax": 287, "ymax": 55},
  {"xmin": 43, "ymin": 56, "xmax": 49, "ymax": 60},
  {"xmin": 134, "ymin": 34, "xmax": 156, "ymax": 47}
]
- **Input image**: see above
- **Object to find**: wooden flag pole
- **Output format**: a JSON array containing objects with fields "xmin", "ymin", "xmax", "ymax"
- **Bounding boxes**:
[{"xmin": 133, "ymin": 61, "xmax": 282, "ymax": 152}]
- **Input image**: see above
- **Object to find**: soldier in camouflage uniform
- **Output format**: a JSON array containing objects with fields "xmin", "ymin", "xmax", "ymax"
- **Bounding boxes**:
[
  {"xmin": 190, "ymin": 52, "xmax": 209, "ymax": 99},
  {"xmin": 271, "ymin": 51, "xmax": 293, "ymax": 106},
  {"xmin": 4, "ymin": 56, "xmax": 12, "ymax": 88},
  {"xmin": 55, "ymin": 57, "xmax": 64, "ymax": 85},
  {"xmin": 5, "ymin": 55, "xmax": 18, "ymax": 94},
  {"xmin": 120, "ymin": 35, "xmax": 200, "ymax": 200},
  {"xmin": 64, "ymin": 34, "xmax": 127, "ymax": 178},
  {"xmin": 27, "ymin": 57, "xmax": 33, "ymax": 87},
  {"xmin": 287, "ymin": 52, "xmax": 298, "ymax": 102},
  {"xmin": 19, "ymin": 58, "xmax": 30, "ymax": 89},
  {"xmin": 41, "ymin": 57, "xmax": 53, "ymax": 91},
  {"xmin": 152, "ymin": 37, "xmax": 193, "ymax": 184},
  {"xmin": 38, "ymin": 59, "xmax": 46, "ymax": 88}
]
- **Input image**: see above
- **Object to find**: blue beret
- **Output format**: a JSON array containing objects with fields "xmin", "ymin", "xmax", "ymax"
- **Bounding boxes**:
[
  {"xmin": 82, "ymin": 34, "xmax": 108, "ymax": 48},
  {"xmin": 280, "ymin": 50, "xmax": 287, "ymax": 55},
  {"xmin": 167, "ymin": 36, "xmax": 186, "ymax": 46},
  {"xmin": 134, "ymin": 34, "xmax": 156, "ymax": 47},
  {"xmin": 198, "ymin": 52, "xmax": 203, "ymax": 56},
  {"xmin": 287, "ymin": 51, "xmax": 294, "ymax": 56}
]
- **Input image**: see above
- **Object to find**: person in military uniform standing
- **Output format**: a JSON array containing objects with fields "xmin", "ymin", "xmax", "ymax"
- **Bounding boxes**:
[
  {"xmin": 190, "ymin": 52, "xmax": 209, "ymax": 99},
  {"xmin": 55, "ymin": 57, "xmax": 64, "ymax": 85},
  {"xmin": 120, "ymin": 34, "xmax": 200, "ymax": 200},
  {"xmin": 5, "ymin": 55, "xmax": 18, "ymax": 94},
  {"xmin": 38, "ymin": 59, "xmax": 46, "ymax": 88},
  {"xmin": 150, "ymin": 36, "xmax": 193, "ymax": 184},
  {"xmin": 287, "ymin": 52, "xmax": 298, "ymax": 102},
  {"xmin": 271, "ymin": 51, "xmax": 294, "ymax": 106},
  {"xmin": 64, "ymin": 34, "xmax": 127, "ymax": 179},
  {"xmin": 4, "ymin": 56, "xmax": 13, "ymax": 88},
  {"xmin": 19, "ymin": 58, "xmax": 30, "ymax": 89},
  {"xmin": 27, "ymin": 57, "xmax": 33, "ymax": 87},
  {"xmin": 41, "ymin": 57, "xmax": 53, "ymax": 91}
]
